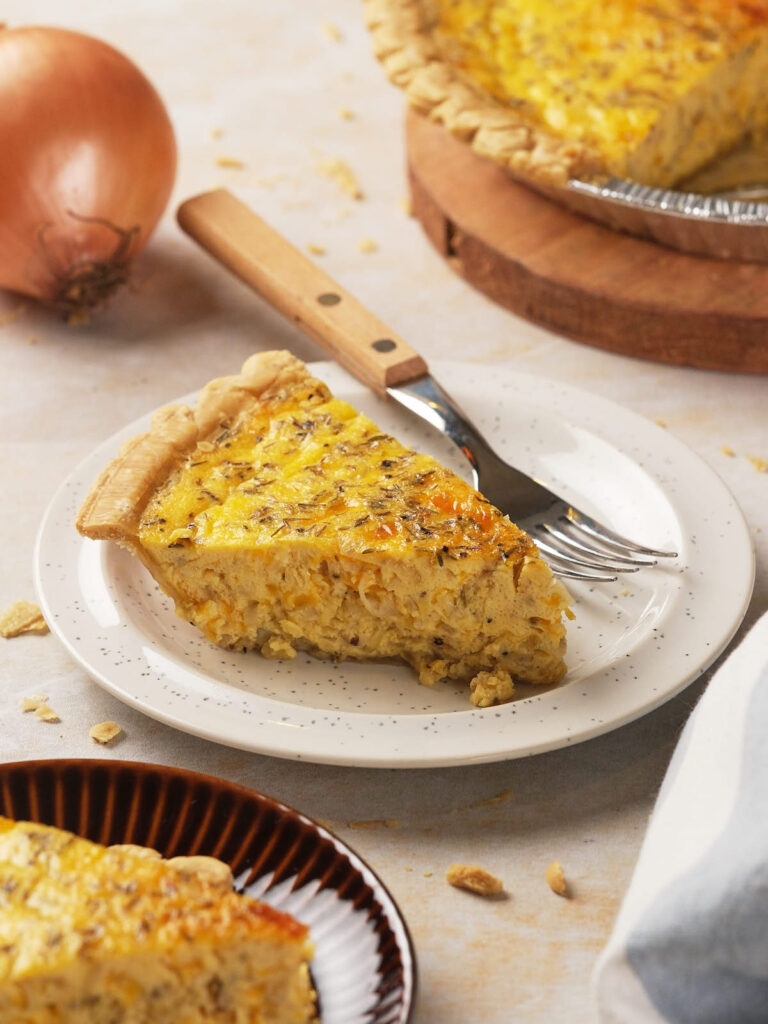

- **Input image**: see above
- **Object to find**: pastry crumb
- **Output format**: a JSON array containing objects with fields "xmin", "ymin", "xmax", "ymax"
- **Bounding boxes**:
[
  {"xmin": 446, "ymin": 863, "xmax": 504, "ymax": 896},
  {"xmin": 469, "ymin": 669, "xmax": 515, "ymax": 707},
  {"xmin": 358, "ymin": 237, "xmax": 378, "ymax": 254},
  {"xmin": 423, "ymin": 871, "xmax": 433, "ymax": 878},
  {"xmin": 89, "ymin": 721, "xmax": 123, "ymax": 744},
  {"xmin": 338, "ymin": 107, "xmax": 355, "ymax": 120},
  {"xmin": 20, "ymin": 694, "xmax": 49, "ymax": 712},
  {"xmin": 721, "ymin": 444, "xmax": 736, "ymax": 457},
  {"xmin": 167, "ymin": 855, "xmax": 234, "ymax": 890},
  {"xmin": 399, "ymin": 196, "xmax": 413, "ymax": 216},
  {"xmin": 545, "ymin": 860, "xmax": 569, "ymax": 896},
  {"xmin": 322, "ymin": 22, "xmax": 344, "ymax": 41},
  {"xmin": 0, "ymin": 600, "xmax": 49, "ymax": 638},
  {"xmin": 34, "ymin": 704, "xmax": 60, "ymax": 723},
  {"xmin": 748, "ymin": 455, "xmax": 768, "ymax": 473},
  {"xmin": 316, "ymin": 158, "xmax": 363, "ymax": 199},
  {"xmin": 654, "ymin": 418, "xmax": 667, "ymax": 428},
  {"xmin": 215, "ymin": 156, "xmax": 245, "ymax": 170},
  {"xmin": 618, "ymin": 587, "xmax": 630, "ymax": 596},
  {"xmin": 306, "ymin": 243, "xmax": 326, "ymax": 256},
  {"xmin": 261, "ymin": 635, "xmax": 297, "ymax": 660},
  {"xmin": 210, "ymin": 127, "xmax": 224, "ymax": 139}
]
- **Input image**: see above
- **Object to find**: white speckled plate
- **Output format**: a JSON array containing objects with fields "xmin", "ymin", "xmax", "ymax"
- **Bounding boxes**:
[{"xmin": 34, "ymin": 361, "xmax": 754, "ymax": 767}]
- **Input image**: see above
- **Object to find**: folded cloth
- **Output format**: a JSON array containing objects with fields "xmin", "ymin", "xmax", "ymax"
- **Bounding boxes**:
[{"xmin": 592, "ymin": 610, "xmax": 768, "ymax": 1024}]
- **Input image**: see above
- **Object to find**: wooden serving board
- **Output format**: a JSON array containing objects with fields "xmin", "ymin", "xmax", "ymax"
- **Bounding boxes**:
[{"xmin": 406, "ymin": 110, "xmax": 768, "ymax": 373}]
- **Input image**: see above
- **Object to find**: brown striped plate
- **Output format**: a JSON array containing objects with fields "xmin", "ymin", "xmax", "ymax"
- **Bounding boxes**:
[{"xmin": 0, "ymin": 759, "xmax": 417, "ymax": 1024}]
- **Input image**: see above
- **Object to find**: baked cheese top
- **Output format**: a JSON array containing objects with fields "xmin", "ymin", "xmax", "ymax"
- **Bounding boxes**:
[
  {"xmin": 0, "ymin": 817, "xmax": 307, "ymax": 982},
  {"xmin": 429, "ymin": 0, "xmax": 768, "ymax": 172},
  {"xmin": 140, "ymin": 376, "xmax": 533, "ymax": 566}
]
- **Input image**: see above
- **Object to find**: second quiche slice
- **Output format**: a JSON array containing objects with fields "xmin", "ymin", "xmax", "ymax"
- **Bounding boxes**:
[
  {"xmin": 76, "ymin": 351, "xmax": 570, "ymax": 706},
  {"xmin": 0, "ymin": 816, "xmax": 315, "ymax": 1023}
]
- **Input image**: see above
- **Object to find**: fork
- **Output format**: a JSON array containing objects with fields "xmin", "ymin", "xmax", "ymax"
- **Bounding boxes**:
[{"xmin": 177, "ymin": 189, "xmax": 677, "ymax": 582}]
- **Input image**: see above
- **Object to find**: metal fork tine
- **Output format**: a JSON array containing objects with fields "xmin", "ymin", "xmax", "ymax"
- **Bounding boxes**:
[
  {"xmin": 537, "ymin": 548, "xmax": 618, "ymax": 582},
  {"xmin": 532, "ymin": 534, "xmax": 638, "ymax": 576},
  {"xmin": 384, "ymin": 374, "xmax": 678, "ymax": 578},
  {"xmin": 553, "ymin": 565, "xmax": 618, "ymax": 582},
  {"xmin": 566, "ymin": 508, "xmax": 678, "ymax": 559},
  {"xmin": 542, "ymin": 521, "xmax": 657, "ymax": 568}
]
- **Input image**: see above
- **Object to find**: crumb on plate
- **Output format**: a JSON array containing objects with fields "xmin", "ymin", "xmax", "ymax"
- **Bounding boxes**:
[{"xmin": 469, "ymin": 669, "xmax": 515, "ymax": 708}]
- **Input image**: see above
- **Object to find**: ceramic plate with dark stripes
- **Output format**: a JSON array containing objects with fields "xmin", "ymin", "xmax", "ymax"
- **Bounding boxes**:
[{"xmin": 0, "ymin": 759, "xmax": 417, "ymax": 1024}]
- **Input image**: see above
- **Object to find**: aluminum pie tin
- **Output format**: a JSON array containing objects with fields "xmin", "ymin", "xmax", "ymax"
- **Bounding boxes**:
[{"xmin": 558, "ymin": 177, "xmax": 768, "ymax": 263}]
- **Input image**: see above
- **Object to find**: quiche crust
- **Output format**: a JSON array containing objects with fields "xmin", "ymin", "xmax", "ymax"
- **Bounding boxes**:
[
  {"xmin": 364, "ymin": 0, "xmax": 768, "ymax": 189},
  {"xmin": 77, "ymin": 351, "xmax": 570, "ymax": 704},
  {"xmin": 364, "ymin": 0, "xmax": 600, "ymax": 187},
  {"xmin": 76, "ymin": 350, "xmax": 306, "ymax": 543}
]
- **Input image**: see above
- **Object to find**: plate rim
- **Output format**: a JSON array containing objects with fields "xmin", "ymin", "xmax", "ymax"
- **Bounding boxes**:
[
  {"xmin": 34, "ymin": 361, "xmax": 755, "ymax": 767},
  {"xmin": 0, "ymin": 756, "xmax": 418, "ymax": 1024}
]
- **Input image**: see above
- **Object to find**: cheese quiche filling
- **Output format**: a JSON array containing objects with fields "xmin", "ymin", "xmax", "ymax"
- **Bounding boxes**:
[
  {"xmin": 77, "ymin": 352, "xmax": 570, "ymax": 706},
  {"xmin": 0, "ymin": 817, "xmax": 315, "ymax": 1024},
  {"xmin": 367, "ymin": 0, "xmax": 768, "ymax": 188}
]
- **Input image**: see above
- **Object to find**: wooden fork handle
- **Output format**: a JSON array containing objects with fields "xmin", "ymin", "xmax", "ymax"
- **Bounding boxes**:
[{"xmin": 177, "ymin": 189, "xmax": 428, "ymax": 394}]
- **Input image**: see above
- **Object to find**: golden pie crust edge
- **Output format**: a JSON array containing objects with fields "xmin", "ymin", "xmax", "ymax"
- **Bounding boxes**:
[
  {"xmin": 363, "ymin": 0, "xmax": 602, "ymax": 187},
  {"xmin": 75, "ymin": 350, "xmax": 311, "ymax": 544}
]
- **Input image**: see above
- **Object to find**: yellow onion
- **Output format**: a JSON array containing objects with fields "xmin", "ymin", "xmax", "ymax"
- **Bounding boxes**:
[{"xmin": 0, "ymin": 26, "xmax": 176, "ymax": 320}]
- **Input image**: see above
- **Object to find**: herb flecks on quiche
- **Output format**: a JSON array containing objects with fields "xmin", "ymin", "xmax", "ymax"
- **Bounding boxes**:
[
  {"xmin": 0, "ymin": 816, "xmax": 315, "ymax": 1024},
  {"xmin": 77, "ymin": 351, "xmax": 570, "ymax": 705},
  {"xmin": 365, "ymin": 0, "xmax": 768, "ymax": 188}
]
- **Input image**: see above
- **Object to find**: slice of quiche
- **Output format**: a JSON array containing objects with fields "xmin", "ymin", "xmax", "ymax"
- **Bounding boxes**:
[
  {"xmin": 76, "ymin": 351, "xmax": 570, "ymax": 706},
  {"xmin": 365, "ymin": 0, "xmax": 768, "ymax": 189},
  {"xmin": 0, "ymin": 816, "xmax": 315, "ymax": 1024}
]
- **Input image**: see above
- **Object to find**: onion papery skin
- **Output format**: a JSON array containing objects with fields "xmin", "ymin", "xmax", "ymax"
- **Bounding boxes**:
[{"xmin": 0, "ymin": 26, "xmax": 177, "ymax": 318}]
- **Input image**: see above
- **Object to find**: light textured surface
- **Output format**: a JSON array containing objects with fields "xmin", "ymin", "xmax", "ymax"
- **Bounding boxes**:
[{"xmin": 0, "ymin": 2, "xmax": 766, "ymax": 1021}]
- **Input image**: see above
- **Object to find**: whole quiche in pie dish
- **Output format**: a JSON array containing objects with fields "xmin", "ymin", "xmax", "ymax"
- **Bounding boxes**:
[
  {"xmin": 364, "ymin": 0, "xmax": 768, "ymax": 190},
  {"xmin": 76, "ymin": 351, "xmax": 571, "ymax": 708}
]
